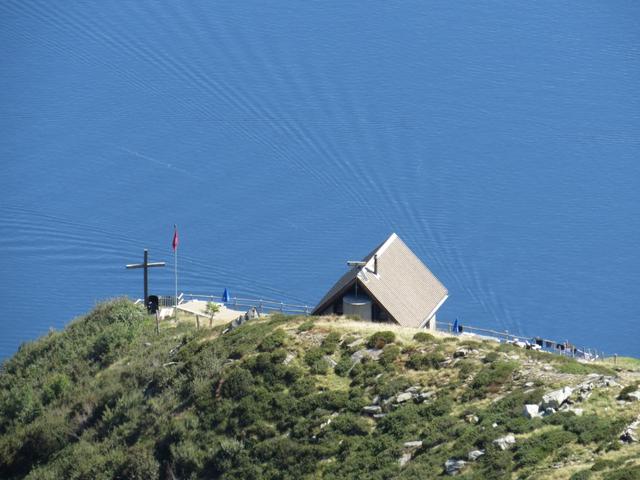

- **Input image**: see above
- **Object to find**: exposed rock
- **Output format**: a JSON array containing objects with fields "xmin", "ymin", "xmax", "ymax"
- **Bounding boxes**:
[
  {"xmin": 465, "ymin": 414, "xmax": 479, "ymax": 424},
  {"xmin": 351, "ymin": 349, "xmax": 382, "ymax": 363},
  {"xmin": 347, "ymin": 338, "xmax": 364, "ymax": 349},
  {"xmin": 404, "ymin": 440, "xmax": 423, "ymax": 449},
  {"xmin": 283, "ymin": 353, "xmax": 295, "ymax": 365},
  {"xmin": 396, "ymin": 392, "xmax": 413, "ymax": 403},
  {"xmin": 620, "ymin": 417, "xmax": 640, "ymax": 443},
  {"xmin": 544, "ymin": 407, "xmax": 557, "ymax": 416},
  {"xmin": 454, "ymin": 348, "xmax": 470, "ymax": 358},
  {"xmin": 627, "ymin": 391, "xmax": 640, "ymax": 402},
  {"xmin": 323, "ymin": 355, "xmax": 338, "ymax": 368},
  {"xmin": 542, "ymin": 387, "xmax": 573, "ymax": 409},
  {"xmin": 373, "ymin": 413, "xmax": 387, "ymax": 419},
  {"xmin": 362, "ymin": 405, "xmax": 382, "ymax": 415},
  {"xmin": 523, "ymin": 404, "xmax": 540, "ymax": 419},
  {"xmin": 568, "ymin": 408, "xmax": 583, "ymax": 416},
  {"xmin": 399, "ymin": 452, "xmax": 412, "ymax": 467},
  {"xmin": 406, "ymin": 386, "xmax": 420, "ymax": 393},
  {"xmin": 524, "ymin": 381, "xmax": 534, "ymax": 388},
  {"xmin": 419, "ymin": 391, "xmax": 436, "ymax": 401},
  {"xmin": 445, "ymin": 459, "xmax": 467, "ymax": 476},
  {"xmin": 372, "ymin": 395, "xmax": 380, "ymax": 405},
  {"xmin": 493, "ymin": 434, "xmax": 516, "ymax": 450},
  {"xmin": 467, "ymin": 450, "xmax": 485, "ymax": 461}
]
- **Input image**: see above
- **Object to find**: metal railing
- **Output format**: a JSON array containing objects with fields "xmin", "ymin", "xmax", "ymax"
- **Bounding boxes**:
[
  {"xmin": 437, "ymin": 321, "xmax": 606, "ymax": 361},
  {"xmin": 182, "ymin": 293, "xmax": 312, "ymax": 315}
]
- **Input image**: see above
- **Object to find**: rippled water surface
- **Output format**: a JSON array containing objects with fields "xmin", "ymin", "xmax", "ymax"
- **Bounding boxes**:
[{"xmin": 1, "ymin": 1, "xmax": 639, "ymax": 358}]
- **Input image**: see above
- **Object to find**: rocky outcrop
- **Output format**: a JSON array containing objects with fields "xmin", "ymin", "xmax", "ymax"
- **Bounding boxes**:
[
  {"xmin": 523, "ymin": 404, "xmax": 540, "ymax": 419},
  {"xmin": 445, "ymin": 459, "xmax": 466, "ymax": 476},
  {"xmin": 493, "ymin": 434, "xmax": 516, "ymax": 450},
  {"xmin": 541, "ymin": 387, "xmax": 573, "ymax": 409},
  {"xmin": 620, "ymin": 417, "xmax": 640, "ymax": 443},
  {"xmin": 467, "ymin": 449, "xmax": 485, "ymax": 461}
]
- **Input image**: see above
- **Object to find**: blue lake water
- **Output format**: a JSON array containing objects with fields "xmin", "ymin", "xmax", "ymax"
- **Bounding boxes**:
[{"xmin": 1, "ymin": 1, "xmax": 639, "ymax": 358}]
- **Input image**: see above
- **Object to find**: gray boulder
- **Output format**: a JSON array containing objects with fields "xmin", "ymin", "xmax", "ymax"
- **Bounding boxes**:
[
  {"xmin": 396, "ymin": 392, "xmax": 413, "ymax": 403},
  {"xmin": 620, "ymin": 418, "xmax": 640, "ymax": 443},
  {"xmin": 404, "ymin": 440, "xmax": 423, "ymax": 449},
  {"xmin": 399, "ymin": 452, "xmax": 412, "ymax": 467},
  {"xmin": 523, "ymin": 404, "xmax": 540, "ymax": 419},
  {"xmin": 467, "ymin": 450, "xmax": 485, "ymax": 461},
  {"xmin": 362, "ymin": 405, "xmax": 382, "ymax": 415},
  {"xmin": 627, "ymin": 391, "xmax": 640, "ymax": 402},
  {"xmin": 542, "ymin": 387, "xmax": 573, "ymax": 409},
  {"xmin": 445, "ymin": 459, "xmax": 467, "ymax": 476},
  {"xmin": 493, "ymin": 434, "xmax": 516, "ymax": 450}
]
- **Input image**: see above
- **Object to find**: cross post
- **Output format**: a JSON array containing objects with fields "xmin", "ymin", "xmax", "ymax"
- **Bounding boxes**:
[{"xmin": 126, "ymin": 249, "xmax": 166, "ymax": 308}]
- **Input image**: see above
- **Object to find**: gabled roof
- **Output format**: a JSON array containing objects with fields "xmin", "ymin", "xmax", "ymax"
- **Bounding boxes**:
[{"xmin": 313, "ymin": 233, "xmax": 448, "ymax": 328}]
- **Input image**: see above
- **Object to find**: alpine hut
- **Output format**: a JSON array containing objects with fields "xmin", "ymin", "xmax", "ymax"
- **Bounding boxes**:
[{"xmin": 312, "ymin": 233, "xmax": 448, "ymax": 330}]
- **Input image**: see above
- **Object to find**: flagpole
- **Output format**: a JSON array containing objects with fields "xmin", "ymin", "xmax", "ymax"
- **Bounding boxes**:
[{"xmin": 174, "ymin": 224, "xmax": 178, "ymax": 320}]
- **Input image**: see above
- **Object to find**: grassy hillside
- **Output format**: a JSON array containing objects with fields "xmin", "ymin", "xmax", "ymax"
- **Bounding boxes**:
[{"xmin": 1, "ymin": 299, "xmax": 639, "ymax": 479}]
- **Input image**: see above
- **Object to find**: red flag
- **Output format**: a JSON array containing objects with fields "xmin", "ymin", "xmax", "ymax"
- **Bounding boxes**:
[{"xmin": 172, "ymin": 225, "xmax": 179, "ymax": 251}]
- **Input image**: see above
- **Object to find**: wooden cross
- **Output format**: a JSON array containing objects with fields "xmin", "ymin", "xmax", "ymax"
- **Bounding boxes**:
[{"xmin": 126, "ymin": 249, "xmax": 166, "ymax": 307}]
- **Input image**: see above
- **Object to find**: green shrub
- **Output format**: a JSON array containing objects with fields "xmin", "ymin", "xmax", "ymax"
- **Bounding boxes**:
[
  {"xmin": 221, "ymin": 368, "xmax": 254, "ymax": 400},
  {"xmin": 330, "ymin": 414, "xmax": 370, "ymax": 436},
  {"xmin": 547, "ymin": 413, "xmax": 628, "ymax": 446},
  {"xmin": 470, "ymin": 360, "xmax": 517, "ymax": 397},
  {"xmin": 334, "ymin": 355, "xmax": 354, "ymax": 377},
  {"xmin": 617, "ymin": 383, "xmax": 639, "ymax": 401},
  {"xmin": 366, "ymin": 331, "xmax": 396, "ymax": 349},
  {"xmin": 379, "ymin": 345, "xmax": 401, "ymax": 367},
  {"xmin": 607, "ymin": 465, "xmax": 640, "ymax": 480},
  {"xmin": 406, "ymin": 352, "xmax": 445, "ymax": 370},
  {"xmin": 413, "ymin": 332, "xmax": 435, "ymax": 343},
  {"xmin": 515, "ymin": 429, "xmax": 577, "ymax": 468},
  {"xmin": 321, "ymin": 332, "xmax": 341, "ymax": 354},
  {"xmin": 297, "ymin": 320, "xmax": 314, "ymax": 332},
  {"xmin": 483, "ymin": 351, "xmax": 499, "ymax": 363},
  {"xmin": 570, "ymin": 470, "xmax": 592, "ymax": 480},
  {"xmin": 259, "ymin": 329, "xmax": 287, "ymax": 352},
  {"xmin": 304, "ymin": 347, "xmax": 324, "ymax": 367},
  {"xmin": 309, "ymin": 359, "xmax": 330, "ymax": 375}
]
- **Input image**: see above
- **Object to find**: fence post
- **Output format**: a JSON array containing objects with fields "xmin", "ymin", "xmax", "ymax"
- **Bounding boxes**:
[
  {"xmin": 259, "ymin": 300, "xmax": 263, "ymax": 314},
  {"xmin": 280, "ymin": 302, "xmax": 284, "ymax": 313}
]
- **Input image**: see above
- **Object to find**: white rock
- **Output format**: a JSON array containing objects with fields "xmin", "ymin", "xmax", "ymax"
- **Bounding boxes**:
[
  {"xmin": 467, "ymin": 450, "xmax": 485, "ymax": 461},
  {"xmin": 568, "ymin": 408, "xmax": 583, "ymax": 416},
  {"xmin": 542, "ymin": 387, "xmax": 573, "ymax": 409},
  {"xmin": 362, "ymin": 405, "xmax": 382, "ymax": 415},
  {"xmin": 493, "ymin": 434, "xmax": 516, "ymax": 450},
  {"xmin": 445, "ymin": 459, "xmax": 467, "ymax": 476},
  {"xmin": 627, "ymin": 391, "xmax": 640, "ymax": 402},
  {"xmin": 523, "ymin": 404, "xmax": 540, "ymax": 419},
  {"xmin": 399, "ymin": 452, "xmax": 412, "ymax": 467},
  {"xmin": 396, "ymin": 392, "xmax": 413, "ymax": 403},
  {"xmin": 404, "ymin": 440, "xmax": 423, "ymax": 449},
  {"xmin": 465, "ymin": 414, "xmax": 479, "ymax": 424}
]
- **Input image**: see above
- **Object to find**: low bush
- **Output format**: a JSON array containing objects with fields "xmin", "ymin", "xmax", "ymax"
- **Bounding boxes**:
[
  {"xmin": 321, "ymin": 332, "xmax": 341, "ymax": 355},
  {"xmin": 334, "ymin": 355, "xmax": 354, "ymax": 377},
  {"xmin": 515, "ymin": 429, "xmax": 577, "ymax": 468},
  {"xmin": 379, "ymin": 345, "xmax": 401, "ymax": 367},
  {"xmin": 297, "ymin": 320, "xmax": 314, "ymax": 332},
  {"xmin": 617, "ymin": 383, "xmax": 639, "ymax": 401},
  {"xmin": 259, "ymin": 329, "xmax": 287, "ymax": 352},
  {"xmin": 470, "ymin": 360, "xmax": 517, "ymax": 397},
  {"xmin": 413, "ymin": 332, "xmax": 435, "ymax": 343},
  {"xmin": 406, "ymin": 352, "xmax": 445, "ymax": 370},
  {"xmin": 366, "ymin": 331, "xmax": 396, "ymax": 349}
]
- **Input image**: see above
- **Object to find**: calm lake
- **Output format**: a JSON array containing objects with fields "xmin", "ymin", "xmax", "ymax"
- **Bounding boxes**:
[{"xmin": 1, "ymin": 1, "xmax": 639, "ymax": 358}]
